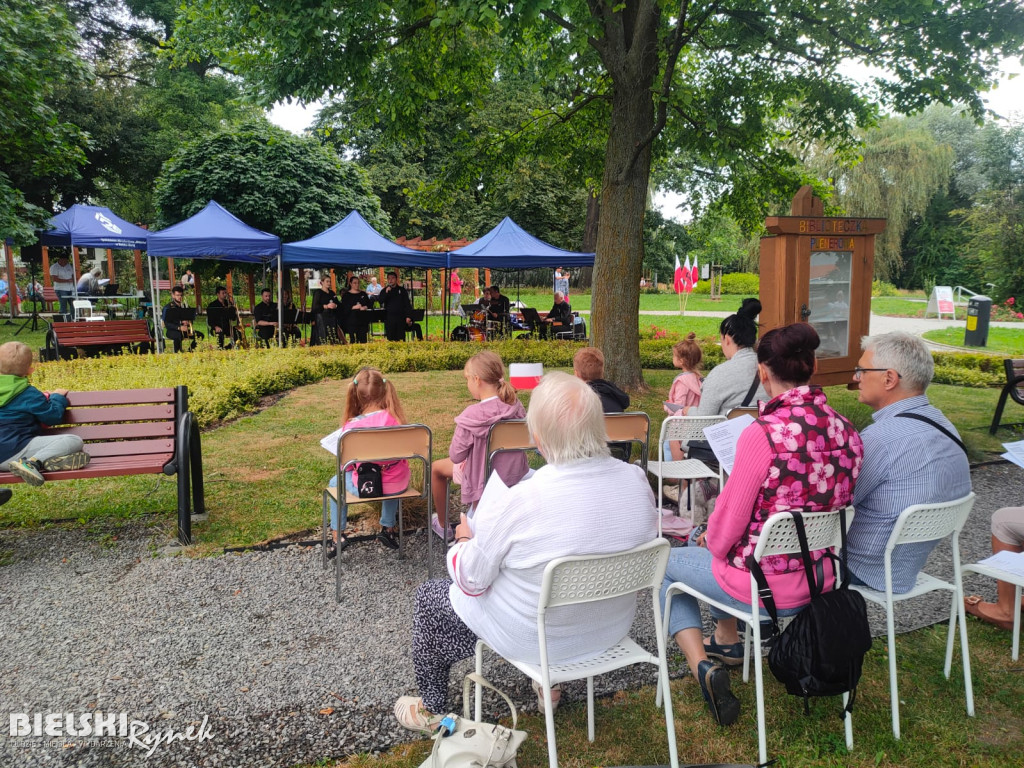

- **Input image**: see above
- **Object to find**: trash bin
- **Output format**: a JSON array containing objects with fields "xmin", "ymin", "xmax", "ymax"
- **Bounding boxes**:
[{"xmin": 965, "ymin": 295, "xmax": 992, "ymax": 347}]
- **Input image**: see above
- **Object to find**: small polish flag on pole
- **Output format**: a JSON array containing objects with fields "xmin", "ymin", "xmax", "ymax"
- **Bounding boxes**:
[
  {"xmin": 682, "ymin": 256, "xmax": 694, "ymax": 293},
  {"xmin": 691, "ymin": 255, "xmax": 699, "ymax": 285},
  {"xmin": 509, "ymin": 363, "xmax": 543, "ymax": 390},
  {"xmin": 673, "ymin": 255, "xmax": 685, "ymax": 294}
]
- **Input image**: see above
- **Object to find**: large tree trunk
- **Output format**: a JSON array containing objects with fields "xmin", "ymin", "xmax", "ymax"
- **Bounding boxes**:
[{"xmin": 591, "ymin": 9, "xmax": 659, "ymax": 391}]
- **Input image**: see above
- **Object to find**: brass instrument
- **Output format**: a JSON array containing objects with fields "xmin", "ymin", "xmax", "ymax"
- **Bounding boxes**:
[{"xmin": 228, "ymin": 297, "xmax": 248, "ymax": 349}]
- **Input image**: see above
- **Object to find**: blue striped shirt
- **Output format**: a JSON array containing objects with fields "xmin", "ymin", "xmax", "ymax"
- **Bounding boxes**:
[{"xmin": 847, "ymin": 395, "xmax": 971, "ymax": 593}]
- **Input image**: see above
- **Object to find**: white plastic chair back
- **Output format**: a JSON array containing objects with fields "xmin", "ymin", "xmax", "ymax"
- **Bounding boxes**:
[
  {"xmin": 476, "ymin": 538, "xmax": 679, "ymax": 768},
  {"xmin": 73, "ymin": 300, "xmax": 93, "ymax": 320},
  {"xmin": 885, "ymin": 495, "xmax": 974, "ymax": 552},
  {"xmin": 658, "ymin": 414, "xmax": 725, "ymax": 445},
  {"xmin": 754, "ymin": 506, "xmax": 849, "ymax": 560}
]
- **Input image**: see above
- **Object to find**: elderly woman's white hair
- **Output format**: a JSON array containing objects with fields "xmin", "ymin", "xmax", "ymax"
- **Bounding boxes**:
[{"xmin": 526, "ymin": 371, "xmax": 610, "ymax": 464}]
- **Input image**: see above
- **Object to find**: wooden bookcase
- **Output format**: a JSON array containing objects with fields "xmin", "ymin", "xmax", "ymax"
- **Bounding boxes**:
[{"xmin": 759, "ymin": 187, "xmax": 887, "ymax": 387}]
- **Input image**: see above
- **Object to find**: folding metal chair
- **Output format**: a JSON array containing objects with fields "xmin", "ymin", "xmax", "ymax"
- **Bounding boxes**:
[
  {"xmin": 321, "ymin": 424, "xmax": 434, "ymax": 600},
  {"xmin": 604, "ymin": 411, "xmax": 650, "ymax": 470}
]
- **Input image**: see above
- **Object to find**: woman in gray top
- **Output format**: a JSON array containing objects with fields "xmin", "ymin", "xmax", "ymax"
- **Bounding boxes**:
[{"xmin": 691, "ymin": 298, "xmax": 768, "ymax": 416}]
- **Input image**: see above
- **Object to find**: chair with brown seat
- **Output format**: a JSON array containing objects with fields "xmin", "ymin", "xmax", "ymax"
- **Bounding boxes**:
[
  {"xmin": 604, "ymin": 411, "xmax": 650, "ymax": 470},
  {"xmin": 321, "ymin": 424, "xmax": 433, "ymax": 600}
]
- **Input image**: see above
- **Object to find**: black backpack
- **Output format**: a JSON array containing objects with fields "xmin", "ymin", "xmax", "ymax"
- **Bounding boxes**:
[
  {"xmin": 355, "ymin": 462, "xmax": 384, "ymax": 498},
  {"xmin": 748, "ymin": 508, "xmax": 872, "ymax": 716}
]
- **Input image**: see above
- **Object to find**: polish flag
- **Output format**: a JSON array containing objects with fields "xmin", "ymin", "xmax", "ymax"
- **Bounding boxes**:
[
  {"xmin": 673, "ymin": 255, "xmax": 685, "ymax": 294},
  {"xmin": 691, "ymin": 255, "xmax": 699, "ymax": 285},
  {"xmin": 509, "ymin": 363, "xmax": 543, "ymax": 390},
  {"xmin": 682, "ymin": 256, "xmax": 694, "ymax": 293}
]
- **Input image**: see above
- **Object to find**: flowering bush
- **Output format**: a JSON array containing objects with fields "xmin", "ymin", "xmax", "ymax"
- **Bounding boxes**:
[{"xmin": 990, "ymin": 297, "xmax": 1024, "ymax": 322}]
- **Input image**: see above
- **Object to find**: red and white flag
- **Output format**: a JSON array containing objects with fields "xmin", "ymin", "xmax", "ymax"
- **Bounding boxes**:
[
  {"xmin": 691, "ymin": 255, "xmax": 699, "ymax": 285},
  {"xmin": 673, "ymin": 255, "xmax": 685, "ymax": 294},
  {"xmin": 682, "ymin": 256, "xmax": 694, "ymax": 293}
]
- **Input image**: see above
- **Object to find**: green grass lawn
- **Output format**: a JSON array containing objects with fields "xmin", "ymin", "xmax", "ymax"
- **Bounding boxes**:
[
  {"xmin": 924, "ymin": 326, "xmax": 1024, "ymax": 355},
  {"xmin": 871, "ymin": 296, "xmax": 968, "ymax": 319}
]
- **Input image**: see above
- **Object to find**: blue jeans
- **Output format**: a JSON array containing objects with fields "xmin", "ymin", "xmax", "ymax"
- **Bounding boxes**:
[
  {"xmin": 660, "ymin": 545, "xmax": 802, "ymax": 637},
  {"xmin": 55, "ymin": 289, "xmax": 73, "ymax": 317},
  {"xmin": 328, "ymin": 471, "xmax": 398, "ymax": 532}
]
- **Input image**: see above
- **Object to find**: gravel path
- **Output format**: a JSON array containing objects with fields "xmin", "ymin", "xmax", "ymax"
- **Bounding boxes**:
[{"xmin": 0, "ymin": 463, "xmax": 1016, "ymax": 768}]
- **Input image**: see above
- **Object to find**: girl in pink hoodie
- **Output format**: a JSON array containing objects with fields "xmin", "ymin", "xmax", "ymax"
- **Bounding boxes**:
[{"xmin": 430, "ymin": 351, "xmax": 528, "ymax": 537}]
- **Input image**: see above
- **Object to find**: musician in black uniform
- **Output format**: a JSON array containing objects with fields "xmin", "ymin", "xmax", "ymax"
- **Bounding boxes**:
[
  {"xmin": 207, "ymin": 286, "xmax": 239, "ymax": 349},
  {"xmin": 253, "ymin": 288, "xmax": 278, "ymax": 347},
  {"xmin": 486, "ymin": 284, "xmax": 512, "ymax": 337},
  {"xmin": 381, "ymin": 271, "xmax": 417, "ymax": 342},
  {"xmin": 312, "ymin": 274, "xmax": 344, "ymax": 345},
  {"xmin": 162, "ymin": 286, "xmax": 190, "ymax": 353},
  {"xmin": 340, "ymin": 275, "xmax": 372, "ymax": 344}
]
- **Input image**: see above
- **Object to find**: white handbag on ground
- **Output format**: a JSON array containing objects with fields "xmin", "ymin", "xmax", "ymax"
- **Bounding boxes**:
[{"xmin": 418, "ymin": 673, "xmax": 528, "ymax": 768}]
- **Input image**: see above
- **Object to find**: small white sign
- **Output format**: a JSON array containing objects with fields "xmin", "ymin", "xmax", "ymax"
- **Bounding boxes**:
[{"xmin": 925, "ymin": 286, "xmax": 955, "ymax": 318}]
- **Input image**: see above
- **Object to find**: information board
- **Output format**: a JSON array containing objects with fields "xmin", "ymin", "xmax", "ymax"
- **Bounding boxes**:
[{"xmin": 925, "ymin": 286, "xmax": 955, "ymax": 319}]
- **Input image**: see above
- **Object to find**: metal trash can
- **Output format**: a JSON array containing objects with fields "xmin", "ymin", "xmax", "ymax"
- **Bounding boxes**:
[{"xmin": 965, "ymin": 295, "xmax": 992, "ymax": 347}]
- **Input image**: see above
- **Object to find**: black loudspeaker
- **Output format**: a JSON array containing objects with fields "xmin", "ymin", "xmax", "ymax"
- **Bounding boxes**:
[{"xmin": 21, "ymin": 244, "xmax": 42, "ymax": 266}]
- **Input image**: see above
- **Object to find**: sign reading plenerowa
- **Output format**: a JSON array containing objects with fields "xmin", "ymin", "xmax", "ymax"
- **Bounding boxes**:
[{"xmin": 10, "ymin": 711, "xmax": 213, "ymax": 757}]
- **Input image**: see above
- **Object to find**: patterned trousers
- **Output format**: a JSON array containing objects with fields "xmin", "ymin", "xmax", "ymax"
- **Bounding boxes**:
[{"xmin": 412, "ymin": 579, "xmax": 479, "ymax": 713}]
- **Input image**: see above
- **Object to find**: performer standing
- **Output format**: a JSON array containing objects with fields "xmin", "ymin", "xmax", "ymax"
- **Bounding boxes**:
[
  {"xmin": 207, "ymin": 286, "xmax": 239, "ymax": 349},
  {"xmin": 49, "ymin": 253, "xmax": 76, "ymax": 317},
  {"xmin": 312, "ymin": 274, "xmax": 344, "ymax": 345},
  {"xmin": 381, "ymin": 271, "xmax": 414, "ymax": 342},
  {"xmin": 340, "ymin": 275, "xmax": 372, "ymax": 344},
  {"xmin": 253, "ymin": 288, "xmax": 278, "ymax": 347}
]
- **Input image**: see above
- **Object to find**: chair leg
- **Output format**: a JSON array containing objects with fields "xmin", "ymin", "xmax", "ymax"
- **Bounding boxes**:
[
  {"xmin": 321, "ymin": 491, "xmax": 329, "ymax": 568},
  {"xmin": 885, "ymin": 597, "xmax": 901, "ymax": 740},
  {"xmin": 652, "ymin": 596, "xmax": 680, "ymax": 768},
  {"xmin": 944, "ymin": 590, "xmax": 957, "ymax": 679},
  {"xmin": 742, "ymin": 624, "xmax": 752, "ymax": 684},
  {"xmin": 955, "ymin": 584, "xmax": 975, "ymax": 716},
  {"xmin": 543, "ymin": 700, "xmax": 559, "ymax": 768},
  {"xmin": 587, "ymin": 676, "xmax": 595, "ymax": 742},
  {"xmin": 474, "ymin": 643, "xmax": 484, "ymax": 722},
  {"xmin": 1014, "ymin": 585, "xmax": 1022, "ymax": 662},
  {"xmin": 397, "ymin": 499, "xmax": 405, "ymax": 560},
  {"xmin": 752, "ymin": 617, "xmax": 769, "ymax": 765},
  {"xmin": 842, "ymin": 691, "xmax": 854, "ymax": 750}
]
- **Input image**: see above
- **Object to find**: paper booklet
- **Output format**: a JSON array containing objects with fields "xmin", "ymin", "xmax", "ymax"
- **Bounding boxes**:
[
  {"xmin": 702, "ymin": 415, "xmax": 755, "ymax": 475},
  {"xmin": 320, "ymin": 426, "xmax": 346, "ymax": 457},
  {"xmin": 1002, "ymin": 439, "xmax": 1024, "ymax": 470},
  {"xmin": 976, "ymin": 550, "xmax": 1024, "ymax": 580},
  {"xmin": 663, "ymin": 401, "xmax": 685, "ymax": 413}
]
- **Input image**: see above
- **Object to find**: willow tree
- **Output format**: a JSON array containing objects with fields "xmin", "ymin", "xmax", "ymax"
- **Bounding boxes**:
[
  {"xmin": 805, "ymin": 118, "xmax": 956, "ymax": 280},
  {"xmin": 173, "ymin": 0, "xmax": 1024, "ymax": 388}
]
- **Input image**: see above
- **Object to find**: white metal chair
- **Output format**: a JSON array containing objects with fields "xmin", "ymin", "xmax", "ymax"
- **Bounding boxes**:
[
  {"xmin": 604, "ymin": 411, "xmax": 650, "ymax": 469},
  {"xmin": 474, "ymin": 538, "xmax": 678, "ymax": 768},
  {"xmin": 851, "ymin": 493, "xmax": 977, "ymax": 739},
  {"xmin": 647, "ymin": 415, "xmax": 724, "ymax": 527},
  {"xmin": 321, "ymin": 424, "xmax": 433, "ymax": 599},
  {"xmin": 661, "ymin": 508, "xmax": 855, "ymax": 765}
]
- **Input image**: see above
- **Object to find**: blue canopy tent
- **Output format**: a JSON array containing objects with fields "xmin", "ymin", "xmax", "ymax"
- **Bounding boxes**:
[
  {"xmin": 38, "ymin": 204, "xmax": 150, "ymax": 250},
  {"xmin": 282, "ymin": 211, "xmax": 446, "ymax": 341},
  {"xmin": 147, "ymin": 200, "xmax": 280, "ymax": 261},
  {"xmin": 445, "ymin": 217, "xmax": 595, "ymax": 338}
]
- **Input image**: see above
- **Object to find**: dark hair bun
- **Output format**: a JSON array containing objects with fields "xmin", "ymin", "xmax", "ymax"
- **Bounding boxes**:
[
  {"xmin": 756, "ymin": 323, "xmax": 819, "ymax": 384},
  {"xmin": 737, "ymin": 298, "xmax": 761, "ymax": 319},
  {"xmin": 686, "ymin": 331, "xmax": 696, "ymax": 341}
]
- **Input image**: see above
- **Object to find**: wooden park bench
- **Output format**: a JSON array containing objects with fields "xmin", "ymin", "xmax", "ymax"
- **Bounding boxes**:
[
  {"xmin": 46, "ymin": 319, "xmax": 155, "ymax": 360},
  {"xmin": 0, "ymin": 386, "xmax": 205, "ymax": 545},
  {"xmin": 42, "ymin": 286, "xmax": 59, "ymax": 313},
  {"xmin": 990, "ymin": 359, "xmax": 1024, "ymax": 434}
]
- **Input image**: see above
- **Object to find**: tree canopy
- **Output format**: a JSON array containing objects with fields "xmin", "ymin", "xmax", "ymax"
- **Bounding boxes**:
[
  {"xmin": 155, "ymin": 120, "xmax": 390, "ymax": 241},
  {"xmin": 0, "ymin": 0, "xmax": 90, "ymax": 242}
]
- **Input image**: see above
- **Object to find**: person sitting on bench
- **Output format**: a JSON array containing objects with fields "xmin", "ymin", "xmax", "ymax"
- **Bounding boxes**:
[{"xmin": 0, "ymin": 341, "xmax": 89, "ymax": 486}]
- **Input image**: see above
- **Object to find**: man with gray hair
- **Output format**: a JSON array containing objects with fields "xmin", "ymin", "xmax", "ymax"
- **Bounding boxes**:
[
  {"xmin": 539, "ymin": 290, "xmax": 573, "ymax": 339},
  {"xmin": 394, "ymin": 372, "xmax": 658, "ymax": 729},
  {"xmin": 846, "ymin": 331, "xmax": 971, "ymax": 593}
]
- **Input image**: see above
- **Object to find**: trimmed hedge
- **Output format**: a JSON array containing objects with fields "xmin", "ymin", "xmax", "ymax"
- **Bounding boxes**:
[{"xmin": 30, "ymin": 340, "xmax": 1002, "ymax": 428}]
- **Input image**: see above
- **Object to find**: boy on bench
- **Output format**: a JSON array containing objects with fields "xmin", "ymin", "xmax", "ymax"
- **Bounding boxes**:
[{"xmin": 0, "ymin": 341, "xmax": 89, "ymax": 486}]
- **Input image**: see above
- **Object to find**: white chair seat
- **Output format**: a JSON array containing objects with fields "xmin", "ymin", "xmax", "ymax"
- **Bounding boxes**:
[
  {"xmin": 853, "ymin": 571, "xmax": 954, "ymax": 603},
  {"xmin": 504, "ymin": 638, "xmax": 652, "ymax": 685},
  {"xmin": 647, "ymin": 458, "xmax": 717, "ymax": 482},
  {"xmin": 962, "ymin": 562, "xmax": 1023, "ymax": 661}
]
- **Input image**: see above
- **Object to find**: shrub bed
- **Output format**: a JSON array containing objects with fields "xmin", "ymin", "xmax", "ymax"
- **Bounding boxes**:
[{"xmin": 30, "ymin": 341, "xmax": 999, "ymax": 429}]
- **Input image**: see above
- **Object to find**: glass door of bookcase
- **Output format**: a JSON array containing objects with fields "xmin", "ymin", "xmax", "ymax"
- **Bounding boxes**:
[{"xmin": 808, "ymin": 250, "xmax": 852, "ymax": 358}]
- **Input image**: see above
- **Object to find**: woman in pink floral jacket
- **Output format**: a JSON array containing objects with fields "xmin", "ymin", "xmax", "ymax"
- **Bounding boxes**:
[{"xmin": 659, "ymin": 322, "xmax": 864, "ymax": 726}]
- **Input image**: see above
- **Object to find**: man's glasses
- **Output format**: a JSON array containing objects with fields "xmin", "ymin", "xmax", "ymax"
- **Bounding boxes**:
[{"xmin": 852, "ymin": 367, "xmax": 902, "ymax": 381}]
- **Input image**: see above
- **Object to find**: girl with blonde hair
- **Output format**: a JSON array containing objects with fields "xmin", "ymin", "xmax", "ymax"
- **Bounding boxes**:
[
  {"xmin": 430, "ymin": 351, "xmax": 527, "ymax": 538},
  {"xmin": 326, "ymin": 367, "xmax": 409, "ymax": 555}
]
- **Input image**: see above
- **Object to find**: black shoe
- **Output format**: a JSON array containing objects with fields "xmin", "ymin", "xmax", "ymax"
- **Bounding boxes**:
[
  {"xmin": 377, "ymin": 527, "xmax": 399, "ymax": 550},
  {"xmin": 697, "ymin": 659, "xmax": 740, "ymax": 726},
  {"xmin": 0, "ymin": 488, "xmax": 11, "ymax": 506},
  {"xmin": 326, "ymin": 537, "xmax": 348, "ymax": 560}
]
